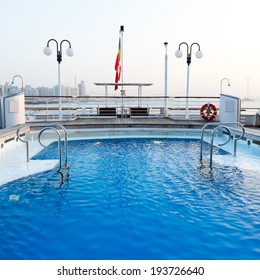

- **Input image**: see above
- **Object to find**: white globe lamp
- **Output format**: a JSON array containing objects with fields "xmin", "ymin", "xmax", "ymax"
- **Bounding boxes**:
[
  {"xmin": 175, "ymin": 49, "xmax": 183, "ymax": 58},
  {"xmin": 66, "ymin": 48, "xmax": 74, "ymax": 57},
  {"xmin": 195, "ymin": 50, "xmax": 203, "ymax": 59},
  {"xmin": 43, "ymin": 46, "xmax": 52, "ymax": 56}
]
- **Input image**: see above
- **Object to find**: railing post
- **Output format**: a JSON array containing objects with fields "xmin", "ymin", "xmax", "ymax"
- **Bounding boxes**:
[
  {"xmin": 38, "ymin": 127, "xmax": 62, "ymax": 171},
  {"xmin": 16, "ymin": 127, "xmax": 30, "ymax": 162},
  {"xmin": 209, "ymin": 125, "xmax": 231, "ymax": 168}
]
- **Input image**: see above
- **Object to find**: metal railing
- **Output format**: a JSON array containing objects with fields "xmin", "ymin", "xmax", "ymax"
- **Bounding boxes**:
[
  {"xmin": 24, "ymin": 95, "xmax": 220, "ymax": 120},
  {"xmin": 200, "ymin": 122, "xmax": 245, "ymax": 167},
  {"xmin": 16, "ymin": 123, "xmax": 69, "ymax": 182},
  {"xmin": 38, "ymin": 127, "xmax": 63, "ymax": 170},
  {"xmin": 38, "ymin": 126, "xmax": 69, "ymax": 184},
  {"xmin": 209, "ymin": 125, "xmax": 232, "ymax": 168},
  {"xmin": 16, "ymin": 127, "xmax": 29, "ymax": 162}
]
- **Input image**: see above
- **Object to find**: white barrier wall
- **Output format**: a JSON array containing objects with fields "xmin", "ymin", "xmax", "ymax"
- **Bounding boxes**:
[
  {"xmin": 219, "ymin": 94, "xmax": 241, "ymax": 123},
  {"xmin": 0, "ymin": 92, "xmax": 25, "ymax": 128}
]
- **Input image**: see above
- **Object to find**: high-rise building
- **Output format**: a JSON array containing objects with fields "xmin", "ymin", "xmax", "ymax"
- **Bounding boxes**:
[
  {"xmin": 63, "ymin": 86, "xmax": 74, "ymax": 96},
  {"xmin": 37, "ymin": 87, "xmax": 51, "ymax": 96},
  {"xmin": 54, "ymin": 85, "xmax": 75, "ymax": 96},
  {"xmin": 53, "ymin": 85, "xmax": 59, "ymax": 96},
  {"xmin": 78, "ymin": 81, "xmax": 86, "ymax": 96},
  {"xmin": 0, "ymin": 82, "xmax": 78, "ymax": 97},
  {"xmin": 4, "ymin": 82, "xmax": 11, "ymax": 94},
  {"xmin": 73, "ymin": 76, "xmax": 78, "ymax": 97},
  {"xmin": 24, "ymin": 85, "xmax": 37, "ymax": 96}
]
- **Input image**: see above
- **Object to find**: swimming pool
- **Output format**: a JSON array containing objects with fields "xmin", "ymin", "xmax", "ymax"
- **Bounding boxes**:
[{"xmin": 0, "ymin": 134, "xmax": 260, "ymax": 260}]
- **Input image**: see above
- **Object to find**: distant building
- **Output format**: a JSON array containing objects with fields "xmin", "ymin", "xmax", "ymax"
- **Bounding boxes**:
[
  {"xmin": 53, "ymin": 85, "xmax": 72, "ymax": 96},
  {"xmin": 73, "ymin": 76, "xmax": 78, "ymax": 97},
  {"xmin": 24, "ymin": 85, "xmax": 37, "ymax": 96},
  {"xmin": 0, "ymin": 82, "xmax": 80, "ymax": 97},
  {"xmin": 37, "ymin": 87, "xmax": 51, "ymax": 96},
  {"xmin": 63, "ymin": 86, "xmax": 74, "ymax": 96},
  {"xmin": 78, "ymin": 81, "xmax": 86, "ymax": 96},
  {"xmin": 11, "ymin": 85, "xmax": 19, "ymax": 94},
  {"xmin": 4, "ymin": 82, "xmax": 11, "ymax": 94},
  {"xmin": 53, "ymin": 85, "xmax": 59, "ymax": 96}
]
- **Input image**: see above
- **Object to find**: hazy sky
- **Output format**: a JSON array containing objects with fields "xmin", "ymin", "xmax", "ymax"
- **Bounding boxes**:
[{"xmin": 1, "ymin": 0, "xmax": 259, "ymax": 98}]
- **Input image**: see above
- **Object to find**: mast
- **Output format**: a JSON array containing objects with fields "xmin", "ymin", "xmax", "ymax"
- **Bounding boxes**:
[{"xmin": 120, "ymin": 25, "xmax": 124, "ymax": 90}]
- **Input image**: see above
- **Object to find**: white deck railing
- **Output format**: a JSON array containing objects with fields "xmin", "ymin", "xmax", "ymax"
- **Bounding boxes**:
[{"xmin": 24, "ymin": 95, "xmax": 220, "ymax": 121}]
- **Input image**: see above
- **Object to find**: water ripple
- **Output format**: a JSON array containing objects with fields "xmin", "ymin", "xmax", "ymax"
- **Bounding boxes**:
[{"xmin": 0, "ymin": 138, "xmax": 259, "ymax": 260}]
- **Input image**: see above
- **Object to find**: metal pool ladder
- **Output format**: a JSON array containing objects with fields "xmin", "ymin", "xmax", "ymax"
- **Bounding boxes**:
[
  {"xmin": 200, "ymin": 122, "xmax": 245, "ymax": 168},
  {"xmin": 16, "ymin": 123, "xmax": 69, "ymax": 181}
]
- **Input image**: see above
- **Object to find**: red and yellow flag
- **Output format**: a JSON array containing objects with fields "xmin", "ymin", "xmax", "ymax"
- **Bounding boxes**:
[{"xmin": 114, "ymin": 38, "xmax": 122, "ymax": 91}]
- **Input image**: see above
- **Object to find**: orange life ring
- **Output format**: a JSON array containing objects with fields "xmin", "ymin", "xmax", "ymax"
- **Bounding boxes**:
[{"xmin": 200, "ymin": 103, "xmax": 217, "ymax": 121}]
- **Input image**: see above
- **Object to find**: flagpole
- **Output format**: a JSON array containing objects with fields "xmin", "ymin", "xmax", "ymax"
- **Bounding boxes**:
[
  {"xmin": 120, "ymin": 25, "xmax": 124, "ymax": 88},
  {"xmin": 119, "ymin": 25, "xmax": 125, "ymax": 117}
]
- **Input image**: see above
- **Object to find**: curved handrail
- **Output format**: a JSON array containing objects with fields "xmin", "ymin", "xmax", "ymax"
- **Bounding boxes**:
[
  {"xmin": 16, "ymin": 127, "xmax": 29, "ymax": 162},
  {"xmin": 47, "ymin": 123, "xmax": 68, "ymax": 168},
  {"xmin": 38, "ymin": 127, "xmax": 62, "ymax": 171},
  {"xmin": 218, "ymin": 129, "xmax": 231, "ymax": 147},
  {"xmin": 209, "ymin": 125, "xmax": 231, "ymax": 168},
  {"xmin": 16, "ymin": 123, "xmax": 68, "ymax": 167},
  {"xmin": 200, "ymin": 122, "xmax": 245, "ymax": 161}
]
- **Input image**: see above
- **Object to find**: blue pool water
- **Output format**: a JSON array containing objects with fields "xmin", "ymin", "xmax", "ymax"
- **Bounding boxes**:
[{"xmin": 0, "ymin": 138, "xmax": 259, "ymax": 260}]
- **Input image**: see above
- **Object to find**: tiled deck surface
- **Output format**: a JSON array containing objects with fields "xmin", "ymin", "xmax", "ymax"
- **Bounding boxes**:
[
  {"xmin": 31, "ymin": 118, "xmax": 208, "ymax": 129},
  {"xmin": 1, "ymin": 117, "xmax": 260, "ymax": 144}
]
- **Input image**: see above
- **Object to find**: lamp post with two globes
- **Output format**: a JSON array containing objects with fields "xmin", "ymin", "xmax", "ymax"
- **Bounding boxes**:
[
  {"xmin": 43, "ymin": 39, "xmax": 74, "ymax": 119},
  {"xmin": 175, "ymin": 42, "xmax": 203, "ymax": 118}
]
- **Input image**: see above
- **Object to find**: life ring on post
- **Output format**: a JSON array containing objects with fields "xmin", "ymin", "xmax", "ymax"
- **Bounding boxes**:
[{"xmin": 200, "ymin": 103, "xmax": 217, "ymax": 121}]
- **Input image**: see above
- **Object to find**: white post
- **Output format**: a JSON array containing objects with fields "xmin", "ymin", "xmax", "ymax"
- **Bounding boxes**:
[
  {"xmin": 164, "ymin": 42, "xmax": 168, "ymax": 116},
  {"xmin": 120, "ymin": 26, "xmax": 124, "ymax": 116},
  {"xmin": 120, "ymin": 26, "xmax": 124, "ymax": 87},
  {"xmin": 58, "ymin": 63, "xmax": 62, "ymax": 119},
  {"xmin": 185, "ymin": 64, "xmax": 190, "ymax": 119}
]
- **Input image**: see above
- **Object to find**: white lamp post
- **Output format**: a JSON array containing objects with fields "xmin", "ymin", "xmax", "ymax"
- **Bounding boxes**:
[
  {"xmin": 43, "ymin": 39, "xmax": 74, "ymax": 119},
  {"xmin": 11, "ymin": 75, "xmax": 24, "ymax": 93},
  {"xmin": 175, "ymin": 42, "xmax": 203, "ymax": 118},
  {"xmin": 220, "ymin": 78, "xmax": 230, "ymax": 94}
]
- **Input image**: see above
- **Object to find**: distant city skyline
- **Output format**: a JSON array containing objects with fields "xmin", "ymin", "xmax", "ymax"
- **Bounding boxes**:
[{"xmin": 0, "ymin": 80, "xmax": 86, "ymax": 97}]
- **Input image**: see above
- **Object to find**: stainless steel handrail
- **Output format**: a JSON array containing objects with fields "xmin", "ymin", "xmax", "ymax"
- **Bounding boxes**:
[
  {"xmin": 38, "ymin": 127, "xmax": 62, "ymax": 171},
  {"xmin": 16, "ymin": 127, "xmax": 29, "ymax": 162},
  {"xmin": 209, "ymin": 125, "xmax": 231, "ymax": 168},
  {"xmin": 16, "ymin": 123, "xmax": 68, "ymax": 167},
  {"xmin": 50, "ymin": 123, "xmax": 68, "ymax": 168},
  {"xmin": 200, "ymin": 122, "xmax": 245, "ymax": 162}
]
